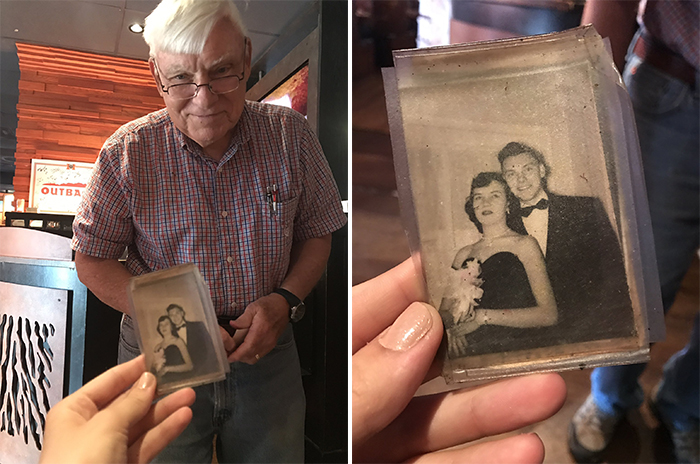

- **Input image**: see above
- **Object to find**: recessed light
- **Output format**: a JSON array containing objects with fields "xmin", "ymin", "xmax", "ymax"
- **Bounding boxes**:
[
  {"xmin": 129, "ymin": 23, "xmax": 144, "ymax": 34},
  {"xmin": 14, "ymin": 28, "xmax": 19, "ymax": 33}
]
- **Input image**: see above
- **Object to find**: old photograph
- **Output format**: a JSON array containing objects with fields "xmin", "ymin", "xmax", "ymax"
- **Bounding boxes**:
[
  {"xmin": 386, "ymin": 27, "xmax": 653, "ymax": 381},
  {"xmin": 128, "ymin": 264, "xmax": 228, "ymax": 395}
]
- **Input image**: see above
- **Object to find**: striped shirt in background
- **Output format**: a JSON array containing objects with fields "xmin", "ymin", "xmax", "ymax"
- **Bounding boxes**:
[{"xmin": 72, "ymin": 101, "xmax": 347, "ymax": 318}]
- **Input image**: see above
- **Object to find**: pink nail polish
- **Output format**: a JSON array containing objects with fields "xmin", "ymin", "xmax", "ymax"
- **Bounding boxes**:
[
  {"xmin": 379, "ymin": 303, "xmax": 433, "ymax": 351},
  {"xmin": 138, "ymin": 372, "xmax": 155, "ymax": 389}
]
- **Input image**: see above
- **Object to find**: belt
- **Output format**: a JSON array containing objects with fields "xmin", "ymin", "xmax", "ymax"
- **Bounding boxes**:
[{"xmin": 633, "ymin": 33, "xmax": 697, "ymax": 88}]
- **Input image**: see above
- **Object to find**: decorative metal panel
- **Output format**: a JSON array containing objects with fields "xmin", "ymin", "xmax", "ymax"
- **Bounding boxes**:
[{"xmin": 0, "ymin": 282, "xmax": 67, "ymax": 462}]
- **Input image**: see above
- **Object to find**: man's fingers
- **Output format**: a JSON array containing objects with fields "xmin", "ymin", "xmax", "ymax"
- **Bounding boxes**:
[
  {"xmin": 228, "ymin": 309, "xmax": 263, "ymax": 362},
  {"xmin": 126, "ymin": 406, "xmax": 194, "ymax": 464},
  {"xmin": 128, "ymin": 387, "xmax": 196, "ymax": 445},
  {"xmin": 406, "ymin": 433, "xmax": 546, "ymax": 464},
  {"xmin": 352, "ymin": 302, "xmax": 443, "ymax": 446},
  {"xmin": 230, "ymin": 310, "xmax": 254, "ymax": 330},
  {"xmin": 227, "ymin": 319, "xmax": 269, "ymax": 363},
  {"xmin": 219, "ymin": 326, "xmax": 236, "ymax": 353},
  {"xmin": 352, "ymin": 258, "xmax": 428, "ymax": 353},
  {"xmin": 357, "ymin": 373, "xmax": 566, "ymax": 462},
  {"xmin": 231, "ymin": 327, "xmax": 248, "ymax": 347}
]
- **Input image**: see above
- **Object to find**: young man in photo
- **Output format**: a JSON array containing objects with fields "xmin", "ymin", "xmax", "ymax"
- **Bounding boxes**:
[
  {"xmin": 166, "ymin": 304, "xmax": 216, "ymax": 376},
  {"xmin": 497, "ymin": 142, "xmax": 635, "ymax": 343}
]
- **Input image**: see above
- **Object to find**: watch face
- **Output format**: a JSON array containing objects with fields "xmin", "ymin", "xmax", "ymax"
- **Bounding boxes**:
[{"xmin": 290, "ymin": 302, "xmax": 306, "ymax": 322}]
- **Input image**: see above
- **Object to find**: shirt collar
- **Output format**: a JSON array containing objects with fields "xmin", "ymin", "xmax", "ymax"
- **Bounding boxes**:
[{"xmin": 521, "ymin": 190, "xmax": 548, "ymax": 208}]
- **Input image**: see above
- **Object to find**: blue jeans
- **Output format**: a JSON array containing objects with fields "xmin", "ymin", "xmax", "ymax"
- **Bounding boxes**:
[
  {"xmin": 118, "ymin": 316, "xmax": 306, "ymax": 463},
  {"xmin": 590, "ymin": 34, "xmax": 700, "ymax": 431}
]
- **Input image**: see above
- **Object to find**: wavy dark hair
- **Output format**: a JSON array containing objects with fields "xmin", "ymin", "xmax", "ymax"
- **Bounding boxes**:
[
  {"xmin": 166, "ymin": 303, "xmax": 185, "ymax": 316},
  {"xmin": 464, "ymin": 172, "xmax": 525, "ymax": 234},
  {"xmin": 497, "ymin": 141, "xmax": 550, "ymax": 191},
  {"xmin": 156, "ymin": 315, "xmax": 179, "ymax": 338}
]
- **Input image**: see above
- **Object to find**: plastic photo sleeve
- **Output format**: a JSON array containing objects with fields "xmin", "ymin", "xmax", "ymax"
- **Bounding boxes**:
[
  {"xmin": 127, "ymin": 263, "xmax": 229, "ymax": 395},
  {"xmin": 384, "ymin": 26, "xmax": 662, "ymax": 384}
]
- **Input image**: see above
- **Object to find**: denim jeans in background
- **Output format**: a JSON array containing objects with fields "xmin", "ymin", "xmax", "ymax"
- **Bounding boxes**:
[
  {"xmin": 590, "ymin": 33, "xmax": 700, "ymax": 431},
  {"xmin": 118, "ymin": 316, "xmax": 305, "ymax": 463}
]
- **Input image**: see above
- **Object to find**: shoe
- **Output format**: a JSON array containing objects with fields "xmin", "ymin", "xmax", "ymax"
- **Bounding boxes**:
[
  {"xmin": 568, "ymin": 394, "xmax": 624, "ymax": 463},
  {"xmin": 649, "ymin": 388, "xmax": 700, "ymax": 464}
]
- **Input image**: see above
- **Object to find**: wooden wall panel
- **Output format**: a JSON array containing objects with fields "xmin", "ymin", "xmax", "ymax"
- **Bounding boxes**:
[{"xmin": 13, "ymin": 43, "xmax": 164, "ymax": 201}]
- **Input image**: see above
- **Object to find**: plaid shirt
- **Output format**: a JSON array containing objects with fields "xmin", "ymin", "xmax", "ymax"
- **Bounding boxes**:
[
  {"xmin": 72, "ymin": 101, "xmax": 346, "ymax": 317},
  {"xmin": 640, "ymin": 0, "xmax": 699, "ymax": 69}
]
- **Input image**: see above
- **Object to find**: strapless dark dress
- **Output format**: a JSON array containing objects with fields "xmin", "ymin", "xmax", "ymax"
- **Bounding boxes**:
[
  {"xmin": 479, "ymin": 252, "xmax": 536, "ymax": 309},
  {"xmin": 158, "ymin": 344, "xmax": 191, "ymax": 384},
  {"xmin": 165, "ymin": 344, "xmax": 185, "ymax": 365},
  {"xmin": 449, "ymin": 251, "xmax": 556, "ymax": 357}
]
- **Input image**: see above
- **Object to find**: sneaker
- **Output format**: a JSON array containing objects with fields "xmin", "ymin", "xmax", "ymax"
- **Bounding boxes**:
[
  {"xmin": 568, "ymin": 394, "xmax": 624, "ymax": 463},
  {"xmin": 649, "ymin": 388, "xmax": 700, "ymax": 464}
]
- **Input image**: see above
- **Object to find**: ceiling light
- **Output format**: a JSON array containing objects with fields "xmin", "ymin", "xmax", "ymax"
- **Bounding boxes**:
[{"xmin": 129, "ymin": 23, "xmax": 144, "ymax": 34}]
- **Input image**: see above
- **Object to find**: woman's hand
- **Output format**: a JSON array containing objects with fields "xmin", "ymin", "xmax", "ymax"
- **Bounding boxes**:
[
  {"xmin": 447, "ymin": 328, "xmax": 469, "ymax": 357},
  {"xmin": 455, "ymin": 313, "xmax": 483, "ymax": 335},
  {"xmin": 353, "ymin": 259, "xmax": 567, "ymax": 463},
  {"xmin": 153, "ymin": 349, "xmax": 166, "ymax": 372},
  {"xmin": 40, "ymin": 355, "xmax": 195, "ymax": 464}
]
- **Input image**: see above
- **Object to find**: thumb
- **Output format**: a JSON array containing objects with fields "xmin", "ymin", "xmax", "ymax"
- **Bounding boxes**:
[
  {"xmin": 103, "ymin": 371, "xmax": 157, "ymax": 429},
  {"xmin": 230, "ymin": 309, "xmax": 254, "ymax": 330},
  {"xmin": 352, "ymin": 302, "xmax": 443, "ymax": 446}
]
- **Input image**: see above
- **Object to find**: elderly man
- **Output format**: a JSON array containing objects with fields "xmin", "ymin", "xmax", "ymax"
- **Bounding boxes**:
[{"xmin": 71, "ymin": 0, "xmax": 346, "ymax": 462}]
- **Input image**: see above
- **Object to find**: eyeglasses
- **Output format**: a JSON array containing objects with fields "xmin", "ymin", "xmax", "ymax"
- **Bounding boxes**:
[{"xmin": 155, "ymin": 37, "xmax": 247, "ymax": 101}]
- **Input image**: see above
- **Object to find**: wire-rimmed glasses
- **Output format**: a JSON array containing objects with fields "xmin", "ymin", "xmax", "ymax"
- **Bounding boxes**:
[{"xmin": 154, "ymin": 37, "xmax": 247, "ymax": 100}]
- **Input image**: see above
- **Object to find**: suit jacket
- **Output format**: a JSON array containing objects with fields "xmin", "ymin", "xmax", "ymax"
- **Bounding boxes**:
[
  {"xmin": 518, "ymin": 193, "xmax": 636, "ymax": 344},
  {"xmin": 184, "ymin": 320, "xmax": 218, "ymax": 376}
]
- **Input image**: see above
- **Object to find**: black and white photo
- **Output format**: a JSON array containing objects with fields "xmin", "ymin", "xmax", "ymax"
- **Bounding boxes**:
[
  {"xmin": 386, "ymin": 26, "xmax": 656, "ymax": 381},
  {"xmin": 127, "ymin": 264, "xmax": 228, "ymax": 395},
  {"xmin": 153, "ymin": 313, "xmax": 194, "ymax": 382}
]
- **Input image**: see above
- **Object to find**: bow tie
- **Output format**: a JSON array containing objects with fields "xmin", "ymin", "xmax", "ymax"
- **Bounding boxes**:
[{"xmin": 520, "ymin": 198, "xmax": 549, "ymax": 217}]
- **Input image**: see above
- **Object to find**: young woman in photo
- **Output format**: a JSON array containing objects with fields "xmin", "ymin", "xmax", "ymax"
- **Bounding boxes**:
[
  {"xmin": 441, "ymin": 171, "xmax": 557, "ymax": 357},
  {"xmin": 153, "ymin": 315, "xmax": 194, "ymax": 382}
]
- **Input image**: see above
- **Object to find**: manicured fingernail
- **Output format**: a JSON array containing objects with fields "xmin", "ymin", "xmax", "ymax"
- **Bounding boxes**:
[
  {"xmin": 379, "ymin": 303, "xmax": 433, "ymax": 351},
  {"xmin": 138, "ymin": 372, "xmax": 156, "ymax": 389}
]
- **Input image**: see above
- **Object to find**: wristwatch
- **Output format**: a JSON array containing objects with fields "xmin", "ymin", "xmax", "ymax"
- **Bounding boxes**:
[{"xmin": 272, "ymin": 288, "xmax": 306, "ymax": 322}]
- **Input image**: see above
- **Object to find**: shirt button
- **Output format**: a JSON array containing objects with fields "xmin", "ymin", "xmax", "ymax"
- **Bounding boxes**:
[
  {"xmin": 226, "ymin": 256, "xmax": 233, "ymax": 263},
  {"xmin": 230, "ymin": 302, "xmax": 237, "ymax": 309},
  {"xmin": 221, "ymin": 211, "xmax": 228, "ymax": 218}
]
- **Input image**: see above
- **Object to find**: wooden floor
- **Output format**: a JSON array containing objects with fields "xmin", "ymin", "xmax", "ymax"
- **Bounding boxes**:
[{"xmin": 352, "ymin": 70, "xmax": 699, "ymax": 463}]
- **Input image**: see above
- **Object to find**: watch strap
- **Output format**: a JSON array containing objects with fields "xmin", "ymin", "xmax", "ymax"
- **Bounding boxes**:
[{"xmin": 272, "ymin": 287, "xmax": 302, "ymax": 308}]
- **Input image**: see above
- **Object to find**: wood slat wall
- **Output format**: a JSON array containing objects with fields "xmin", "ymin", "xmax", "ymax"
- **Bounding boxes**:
[{"xmin": 13, "ymin": 43, "xmax": 164, "ymax": 200}]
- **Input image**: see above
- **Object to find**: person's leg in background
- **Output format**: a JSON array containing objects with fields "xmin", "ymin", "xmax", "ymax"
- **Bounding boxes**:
[
  {"xmin": 216, "ymin": 324, "xmax": 306, "ymax": 463},
  {"xmin": 652, "ymin": 314, "xmax": 699, "ymax": 460},
  {"xmin": 569, "ymin": 36, "xmax": 699, "ymax": 463}
]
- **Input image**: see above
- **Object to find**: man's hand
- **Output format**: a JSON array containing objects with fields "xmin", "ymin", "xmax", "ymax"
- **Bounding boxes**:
[
  {"xmin": 353, "ymin": 259, "xmax": 567, "ymax": 463},
  {"xmin": 40, "ymin": 355, "xmax": 195, "ymax": 464},
  {"xmin": 226, "ymin": 293, "xmax": 289, "ymax": 364}
]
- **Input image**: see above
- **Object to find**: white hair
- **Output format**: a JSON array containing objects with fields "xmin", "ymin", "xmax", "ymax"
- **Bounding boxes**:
[{"xmin": 143, "ymin": 0, "xmax": 247, "ymax": 57}]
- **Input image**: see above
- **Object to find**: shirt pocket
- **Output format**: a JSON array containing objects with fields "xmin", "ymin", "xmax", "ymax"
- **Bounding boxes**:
[{"xmin": 258, "ymin": 195, "xmax": 299, "ymax": 278}]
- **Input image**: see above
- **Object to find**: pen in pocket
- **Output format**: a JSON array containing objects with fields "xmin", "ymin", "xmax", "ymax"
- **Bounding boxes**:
[{"xmin": 266, "ymin": 184, "xmax": 278, "ymax": 217}]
